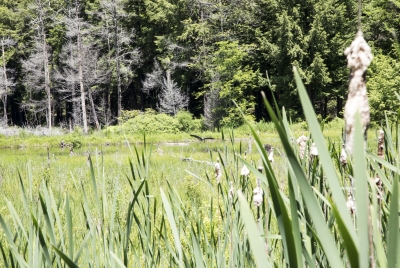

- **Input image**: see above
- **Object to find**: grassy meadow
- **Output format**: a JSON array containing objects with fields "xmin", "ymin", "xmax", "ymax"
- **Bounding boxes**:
[
  {"xmin": 0, "ymin": 71, "xmax": 398, "ymax": 267},
  {"xmin": 0, "ymin": 104, "xmax": 396, "ymax": 267}
]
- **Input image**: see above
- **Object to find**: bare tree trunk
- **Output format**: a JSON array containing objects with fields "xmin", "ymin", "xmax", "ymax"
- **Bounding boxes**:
[
  {"xmin": 38, "ymin": 0, "xmax": 52, "ymax": 131},
  {"xmin": 105, "ymin": 13, "xmax": 112, "ymax": 124},
  {"xmin": 77, "ymin": 13, "xmax": 88, "ymax": 134},
  {"xmin": 88, "ymin": 86, "xmax": 100, "ymax": 130},
  {"xmin": 1, "ymin": 38, "xmax": 8, "ymax": 126},
  {"xmin": 112, "ymin": 0, "xmax": 122, "ymax": 123}
]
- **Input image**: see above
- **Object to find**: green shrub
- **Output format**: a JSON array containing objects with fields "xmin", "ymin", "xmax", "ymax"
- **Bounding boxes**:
[
  {"xmin": 119, "ymin": 110, "xmax": 142, "ymax": 123},
  {"xmin": 122, "ymin": 113, "xmax": 180, "ymax": 134},
  {"xmin": 175, "ymin": 110, "xmax": 196, "ymax": 132}
]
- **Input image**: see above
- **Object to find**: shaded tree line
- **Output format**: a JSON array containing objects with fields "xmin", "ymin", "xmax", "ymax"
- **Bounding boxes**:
[{"xmin": 0, "ymin": 0, "xmax": 398, "ymax": 132}]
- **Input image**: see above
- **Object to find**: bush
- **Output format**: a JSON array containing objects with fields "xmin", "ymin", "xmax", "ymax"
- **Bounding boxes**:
[
  {"xmin": 121, "ymin": 113, "xmax": 180, "ymax": 134},
  {"xmin": 119, "ymin": 110, "xmax": 142, "ymax": 123},
  {"xmin": 175, "ymin": 110, "xmax": 197, "ymax": 132}
]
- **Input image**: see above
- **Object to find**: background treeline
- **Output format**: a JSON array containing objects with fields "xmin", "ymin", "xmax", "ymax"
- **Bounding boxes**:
[{"xmin": 0, "ymin": 0, "xmax": 398, "ymax": 132}]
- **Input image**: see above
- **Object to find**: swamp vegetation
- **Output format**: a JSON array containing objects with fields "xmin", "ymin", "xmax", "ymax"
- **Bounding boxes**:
[{"xmin": 0, "ymin": 68, "xmax": 398, "ymax": 267}]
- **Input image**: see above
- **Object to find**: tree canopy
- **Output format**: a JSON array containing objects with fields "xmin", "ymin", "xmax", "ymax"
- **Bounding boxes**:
[{"xmin": 0, "ymin": 0, "xmax": 397, "ymax": 129}]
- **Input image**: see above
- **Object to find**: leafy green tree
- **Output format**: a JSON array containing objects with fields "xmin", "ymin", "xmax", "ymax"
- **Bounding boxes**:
[
  {"xmin": 367, "ymin": 53, "xmax": 400, "ymax": 123},
  {"xmin": 204, "ymin": 41, "xmax": 263, "ymax": 127},
  {"xmin": 364, "ymin": 0, "xmax": 400, "ymax": 54}
]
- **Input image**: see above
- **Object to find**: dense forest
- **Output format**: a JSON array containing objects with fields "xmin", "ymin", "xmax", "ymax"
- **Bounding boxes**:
[{"xmin": 0, "ymin": 0, "xmax": 399, "ymax": 132}]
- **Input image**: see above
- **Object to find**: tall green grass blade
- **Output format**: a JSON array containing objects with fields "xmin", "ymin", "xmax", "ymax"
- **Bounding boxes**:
[
  {"xmin": 237, "ymin": 151, "xmax": 300, "ymax": 268},
  {"xmin": 5, "ymin": 199, "xmax": 28, "ymax": 241},
  {"xmin": 123, "ymin": 178, "xmax": 146, "ymax": 265},
  {"xmin": 0, "ymin": 215, "xmax": 28, "ymax": 267},
  {"xmin": 39, "ymin": 188, "xmax": 56, "ymax": 246},
  {"xmin": 110, "ymin": 252, "xmax": 127, "ymax": 268},
  {"xmin": 0, "ymin": 241, "xmax": 10, "ymax": 268},
  {"xmin": 66, "ymin": 195, "xmax": 74, "ymax": 260},
  {"xmin": 160, "ymin": 188, "xmax": 183, "ymax": 268},
  {"xmin": 237, "ymin": 191, "xmax": 271, "ymax": 268},
  {"xmin": 293, "ymin": 67, "xmax": 358, "ymax": 259},
  {"xmin": 18, "ymin": 170, "xmax": 29, "ymax": 213},
  {"xmin": 260, "ymin": 89, "xmax": 345, "ymax": 267},
  {"xmin": 288, "ymin": 174, "xmax": 304, "ymax": 267},
  {"xmin": 48, "ymin": 188, "xmax": 66, "ymax": 253},
  {"xmin": 387, "ymin": 171, "xmax": 399, "ymax": 268},
  {"xmin": 353, "ymin": 113, "xmax": 370, "ymax": 267},
  {"xmin": 52, "ymin": 246, "xmax": 79, "ymax": 268},
  {"xmin": 302, "ymin": 245, "xmax": 316, "ymax": 268},
  {"xmin": 88, "ymin": 155, "xmax": 100, "ymax": 211},
  {"xmin": 368, "ymin": 177, "xmax": 387, "ymax": 268},
  {"xmin": 31, "ymin": 213, "xmax": 52, "ymax": 267},
  {"xmin": 370, "ymin": 159, "xmax": 392, "ymax": 191},
  {"xmin": 73, "ymin": 232, "xmax": 90, "ymax": 263}
]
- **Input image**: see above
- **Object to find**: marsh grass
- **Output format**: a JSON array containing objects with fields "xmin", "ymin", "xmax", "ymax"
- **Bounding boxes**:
[{"xmin": 0, "ymin": 71, "xmax": 398, "ymax": 266}]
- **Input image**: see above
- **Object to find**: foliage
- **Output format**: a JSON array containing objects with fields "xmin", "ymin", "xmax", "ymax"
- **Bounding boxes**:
[
  {"xmin": 0, "ymin": 69, "xmax": 398, "ymax": 267},
  {"xmin": 175, "ymin": 110, "xmax": 196, "ymax": 132},
  {"xmin": 204, "ymin": 41, "xmax": 262, "ymax": 127},
  {"xmin": 113, "ymin": 112, "xmax": 180, "ymax": 134},
  {"xmin": 0, "ymin": 0, "xmax": 397, "ymax": 129},
  {"xmin": 367, "ymin": 54, "xmax": 400, "ymax": 124},
  {"xmin": 119, "ymin": 109, "xmax": 142, "ymax": 123}
]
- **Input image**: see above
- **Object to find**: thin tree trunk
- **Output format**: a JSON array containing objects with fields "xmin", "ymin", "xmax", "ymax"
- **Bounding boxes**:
[
  {"xmin": 105, "ymin": 13, "xmax": 112, "ymax": 124},
  {"xmin": 38, "ymin": 0, "xmax": 52, "ymax": 130},
  {"xmin": 113, "ymin": 0, "xmax": 122, "ymax": 123},
  {"xmin": 1, "ymin": 38, "xmax": 8, "ymax": 126},
  {"xmin": 88, "ymin": 85, "xmax": 100, "ymax": 130},
  {"xmin": 76, "ymin": 8, "xmax": 88, "ymax": 134}
]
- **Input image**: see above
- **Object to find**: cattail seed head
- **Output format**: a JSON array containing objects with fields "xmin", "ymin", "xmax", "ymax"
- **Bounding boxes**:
[
  {"xmin": 310, "ymin": 143, "xmax": 318, "ymax": 157},
  {"xmin": 229, "ymin": 181, "xmax": 234, "ymax": 200},
  {"xmin": 340, "ymin": 145, "xmax": 347, "ymax": 167},
  {"xmin": 253, "ymin": 177, "xmax": 263, "ymax": 207},
  {"xmin": 344, "ymin": 31, "xmax": 372, "ymax": 155},
  {"xmin": 377, "ymin": 129, "xmax": 384, "ymax": 160},
  {"xmin": 297, "ymin": 135, "xmax": 308, "ymax": 159},
  {"xmin": 215, "ymin": 159, "xmax": 222, "ymax": 183},
  {"xmin": 346, "ymin": 194, "xmax": 356, "ymax": 214},
  {"xmin": 241, "ymin": 151, "xmax": 250, "ymax": 177}
]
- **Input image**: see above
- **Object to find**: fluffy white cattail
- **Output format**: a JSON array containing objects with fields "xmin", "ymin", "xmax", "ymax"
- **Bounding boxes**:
[
  {"xmin": 377, "ymin": 129, "xmax": 384, "ymax": 159},
  {"xmin": 310, "ymin": 143, "xmax": 318, "ymax": 157},
  {"xmin": 253, "ymin": 189, "xmax": 263, "ymax": 207},
  {"xmin": 344, "ymin": 31, "xmax": 372, "ymax": 155},
  {"xmin": 340, "ymin": 145, "xmax": 347, "ymax": 166},
  {"xmin": 229, "ymin": 181, "xmax": 234, "ymax": 200},
  {"xmin": 346, "ymin": 194, "xmax": 356, "ymax": 214},
  {"xmin": 241, "ymin": 151, "xmax": 250, "ymax": 177},
  {"xmin": 215, "ymin": 160, "xmax": 222, "ymax": 183},
  {"xmin": 241, "ymin": 165, "xmax": 250, "ymax": 177},
  {"xmin": 297, "ymin": 135, "xmax": 308, "ymax": 159},
  {"xmin": 268, "ymin": 148, "xmax": 274, "ymax": 163},
  {"xmin": 253, "ymin": 177, "xmax": 263, "ymax": 207}
]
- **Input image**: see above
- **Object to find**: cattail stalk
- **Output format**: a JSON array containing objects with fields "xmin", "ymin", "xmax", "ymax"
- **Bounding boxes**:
[
  {"xmin": 297, "ymin": 135, "xmax": 308, "ymax": 159},
  {"xmin": 344, "ymin": 31, "xmax": 372, "ymax": 155}
]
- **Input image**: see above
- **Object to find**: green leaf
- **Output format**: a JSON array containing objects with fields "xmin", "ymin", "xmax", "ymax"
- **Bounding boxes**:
[
  {"xmin": 52, "ymin": 246, "xmax": 79, "ymax": 268},
  {"xmin": 160, "ymin": 188, "xmax": 183, "ymax": 268},
  {"xmin": 110, "ymin": 252, "xmax": 127, "ymax": 268},
  {"xmin": 293, "ymin": 66, "xmax": 358, "ymax": 264},
  {"xmin": 387, "ymin": 171, "xmax": 399, "ymax": 268},
  {"xmin": 353, "ymin": 113, "xmax": 369, "ymax": 267},
  {"xmin": 190, "ymin": 227, "xmax": 205, "ymax": 268},
  {"xmin": 237, "ymin": 191, "xmax": 271, "ymax": 268}
]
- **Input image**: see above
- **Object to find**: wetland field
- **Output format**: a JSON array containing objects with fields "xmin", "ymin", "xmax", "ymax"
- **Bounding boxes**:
[{"xmin": 0, "ymin": 115, "xmax": 396, "ymax": 267}]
